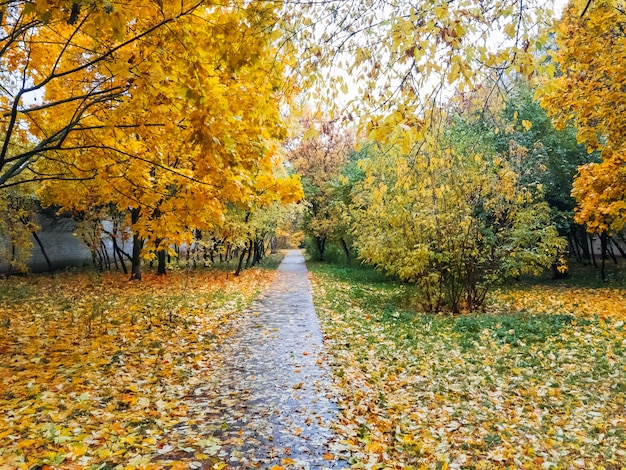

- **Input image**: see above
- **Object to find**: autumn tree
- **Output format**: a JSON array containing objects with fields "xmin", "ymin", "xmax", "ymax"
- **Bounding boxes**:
[
  {"xmin": 489, "ymin": 83, "xmax": 600, "ymax": 267},
  {"xmin": 539, "ymin": 0, "xmax": 626, "ymax": 236},
  {"xmin": 29, "ymin": 2, "xmax": 301, "ymax": 279},
  {"xmin": 290, "ymin": 115, "xmax": 355, "ymax": 261},
  {"xmin": 291, "ymin": 0, "xmax": 557, "ymax": 137},
  {"xmin": 0, "ymin": 1, "xmax": 217, "ymax": 189},
  {"xmin": 351, "ymin": 114, "xmax": 565, "ymax": 313}
]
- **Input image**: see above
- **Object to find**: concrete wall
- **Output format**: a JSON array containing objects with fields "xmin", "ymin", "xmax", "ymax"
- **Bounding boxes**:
[{"xmin": 0, "ymin": 214, "xmax": 94, "ymax": 274}]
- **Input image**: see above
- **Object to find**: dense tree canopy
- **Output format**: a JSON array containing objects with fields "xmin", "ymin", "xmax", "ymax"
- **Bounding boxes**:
[
  {"xmin": 2, "ymin": 0, "xmax": 621, "ymax": 285},
  {"xmin": 540, "ymin": 0, "xmax": 626, "ymax": 233},
  {"xmin": 350, "ymin": 113, "xmax": 564, "ymax": 312},
  {"xmin": 1, "ymin": 0, "xmax": 301, "ymax": 277}
]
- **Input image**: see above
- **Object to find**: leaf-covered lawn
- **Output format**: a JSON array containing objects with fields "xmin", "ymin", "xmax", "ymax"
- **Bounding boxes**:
[
  {"xmin": 0, "ymin": 261, "xmax": 279, "ymax": 470},
  {"xmin": 309, "ymin": 264, "xmax": 626, "ymax": 469}
]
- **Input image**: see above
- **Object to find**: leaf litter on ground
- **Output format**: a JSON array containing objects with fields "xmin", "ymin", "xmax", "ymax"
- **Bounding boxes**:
[
  {"xmin": 308, "ymin": 263, "xmax": 626, "ymax": 470},
  {"xmin": 0, "ymin": 263, "xmax": 279, "ymax": 470}
]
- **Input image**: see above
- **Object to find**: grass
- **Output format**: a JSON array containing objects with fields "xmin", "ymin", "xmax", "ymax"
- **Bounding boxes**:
[{"xmin": 309, "ymin": 261, "xmax": 626, "ymax": 469}]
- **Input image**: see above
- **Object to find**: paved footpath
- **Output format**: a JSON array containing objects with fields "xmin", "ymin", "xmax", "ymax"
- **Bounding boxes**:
[{"xmin": 182, "ymin": 250, "xmax": 348, "ymax": 469}]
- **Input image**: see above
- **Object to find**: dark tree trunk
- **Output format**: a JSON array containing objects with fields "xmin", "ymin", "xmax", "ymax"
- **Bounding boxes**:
[
  {"xmin": 253, "ymin": 240, "xmax": 264, "ymax": 265},
  {"xmin": 245, "ymin": 239, "xmax": 254, "ymax": 267},
  {"xmin": 340, "ymin": 238, "xmax": 351, "ymax": 264},
  {"xmin": 157, "ymin": 249, "xmax": 167, "ymax": 275},
  {"xmin": 600, "ymin": 232, "xmax": 609, "ymax": 281},
  {"xmin": 605, "ymin": 235, "xmax": 619, "ymax": 264},
  {"xmin": 101, "ymin": 241, "xmax": 111, "ymax": 271},
  {"xmin": 235, "ymin": 245, "xmax": 247, "ymax": 276},
  {"xmin": 31, "ymin": 230, "xmax": 53, "ymax": 274},
  {"xmin": 111, "ymin": 240, "xmax": 120, "ymax": 271},
  {"xmin": 315, "ymin": 236, "xmax": 327, "ymax": 261},
  {"xmin": 112, "ymin": 239, "xmax": 129, "ymax": 275},
  {"xmin": 611, "ymin": 236, "xmax": 626, "ymax": 260},
  {"xmin": 575, "ymin": 224, "xmax": 591, "ymax": 263},
  {"xmin": 589, "ymin": 233, "xmax": 598, "ymax": 268},
  {"xmin": 129, "ymin": 208, "xmax": 143, "ymax": 281}
]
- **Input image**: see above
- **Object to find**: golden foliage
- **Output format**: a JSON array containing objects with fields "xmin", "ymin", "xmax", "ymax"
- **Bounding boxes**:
[{"xmin": 539, "ymin": 0, "xmax": 626, "ymax": 233}]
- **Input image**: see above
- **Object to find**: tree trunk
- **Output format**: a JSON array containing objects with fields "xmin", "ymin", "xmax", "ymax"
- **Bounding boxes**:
[
  {"xmin": 157, "ymin": 249, "xmax": 167, "ymax": 275},
  {"xmin": 610, "ymin": 236, "xmax": 626, "ymax": 260},
  {"xmin": 589, "ymin": 233, "xmax": 598, "ymax": 268},
  {"xmin": 129, "ymin": 208, "xmax": 143, "ymax": 281},
  {"xmin": 101, "ymin": 241, "xmax": 111, "ymax": 271},
  {"xmin": 235, "ymin": 246, "xmax": 247, "ymax": 276},
  {"xmin": 340, "ymin": 238, "xmax": 351, "ymax": 264},
  {"xmin": 576, "ymin": 224, "xmax": 591, "ymax": 263},
  {"xmin": 245, "ymin": 239, "xmax": 254, "ymax": 267},
  {"xmin": 252, "ymin": 240, "xmax": 263, "ymax": 265},
  {"xmin": 601, "ymin": 232, "xmax": 608, "ymax": 282},
  {"xmin": 316, "ymin": 236, "xmax": 327, "ymax": 261},
  {"xmin": 31, "ymin": 230, "xmax": 53, "ymax": 274},
  {"xmin": 113, "ymin": 239, "xmax": 129, "ymax": 274}
]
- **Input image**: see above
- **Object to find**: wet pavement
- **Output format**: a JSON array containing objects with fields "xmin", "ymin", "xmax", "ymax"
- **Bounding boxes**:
[{"xmin": 173, "ymin": 250, "xmax": 348, "ymax": 469}]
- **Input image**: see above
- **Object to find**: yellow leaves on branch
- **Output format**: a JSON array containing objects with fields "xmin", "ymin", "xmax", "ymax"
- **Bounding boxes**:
[
  {"xmin": 540, "ymin": 0, "xmax": 626, "ymax": 233},
  {"xmin": 3, "ymin": 0, "xmax": 303, "ymax": 257}
]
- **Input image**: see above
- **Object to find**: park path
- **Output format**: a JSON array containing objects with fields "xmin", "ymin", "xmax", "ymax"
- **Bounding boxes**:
[{"xmin": 174, "ymin": 250, "xmax": 348, "ymax": 469}]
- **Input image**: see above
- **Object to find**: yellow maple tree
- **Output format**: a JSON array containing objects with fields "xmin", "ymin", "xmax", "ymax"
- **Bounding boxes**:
[
  {"xmin": 539, "ymin": 0, "xmax": 626, "ymax": 233},
  {"xmin": 2, "ymin": 1, "xmax": 301, "ymax": 278}
]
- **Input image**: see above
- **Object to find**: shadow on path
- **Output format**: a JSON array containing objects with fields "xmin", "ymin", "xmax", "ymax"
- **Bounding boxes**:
[{"xmin": 175, "ymin": 250, "xmax": 348, "ymax": 469}]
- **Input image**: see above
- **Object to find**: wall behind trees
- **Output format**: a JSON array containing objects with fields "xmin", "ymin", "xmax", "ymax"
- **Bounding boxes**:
[{"xmin": 0, "ymin": 214, "xmax": 92, "ymax": 274}]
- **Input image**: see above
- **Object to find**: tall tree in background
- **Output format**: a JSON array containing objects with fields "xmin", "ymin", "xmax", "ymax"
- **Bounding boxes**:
[{"xmin": 290, "ymin": 115, "xmax": 355, "ymax": 261}]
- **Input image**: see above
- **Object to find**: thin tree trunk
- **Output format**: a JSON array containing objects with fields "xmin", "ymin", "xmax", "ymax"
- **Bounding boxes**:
[
  {"xmin": 589, "ymin": 233, "xmax": 597, "ymax": 267},
  {"xmin": 251, "ymin": 240, "xmax": 261, "ymax": 265},
  {"xmin": 111, "ymin": 238, "xmax": 121, "ymax": 272},
  {"xmin": 101, "ymin": 241, "xmax": 111, "ymax": 271},
  {"xmin": 577, "ymin": 225, "xmax": 591, "ymax": 263},
  {"xmin": 600, "ymin": 232, "xmax": 609, "ymax": 281},
  {"xmin": 605, "ymin": 235, "xmax": 619, "ymax": 264},
  {"xmin": 340, "ymin": 238, "xmax": 351, "ymax": 264},
  {"xmin": 611, "ymin": 236, "xmax": 626, "ymax": 260},
  {"xmin": 129, "ymin": 208, "xmax": 143, "ymax": 281},
  {"xmin": 113, "ymin": 240, "xmax": 129, "ymax": 275},
  {"xmin": 245, "ymin": 239, "xmax": 254, "ymax": 267},
  {"xmin": 235, "ymin": 246, "xmax": 247, "ymax": 276},
  {"xmin": 31, "ymin": 230, "xmax": 53, "ymax": 274}
]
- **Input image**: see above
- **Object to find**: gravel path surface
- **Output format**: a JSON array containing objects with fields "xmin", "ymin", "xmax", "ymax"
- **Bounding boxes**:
[{"xmin": 173, "ymin": 250, "xmax": 348, "ymax": 469}]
